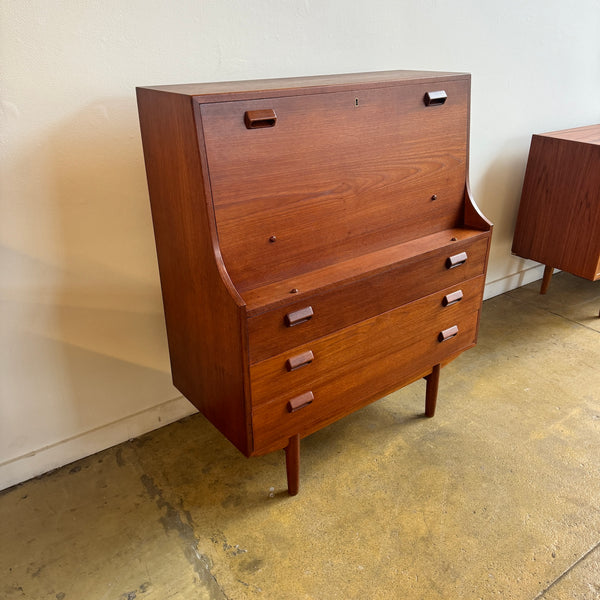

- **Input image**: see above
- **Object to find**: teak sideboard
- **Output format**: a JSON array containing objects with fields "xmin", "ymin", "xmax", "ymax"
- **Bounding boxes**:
[
  {"xmin": 136, "ymin": 70, "xmax": 492, "ymax": 495},
  {"xmin": 512, "ymin": 124, "xmax": 600, "ymax": 295}
]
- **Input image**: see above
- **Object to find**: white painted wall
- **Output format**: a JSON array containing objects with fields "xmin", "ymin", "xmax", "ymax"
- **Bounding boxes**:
[{"xmin": 1, "ymin": 0, "xmax": 599, "ymax": 490}]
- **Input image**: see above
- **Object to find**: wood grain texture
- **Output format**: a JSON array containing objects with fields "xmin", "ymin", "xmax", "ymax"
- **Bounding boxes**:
[
  {"xmin": 247, "ymin": 233, "xmax": 488, "ymax": 363},
  {"xmin": 537, "ymin": 124, "xmax": 600, "ymax": 145},
  {"xmin": 139, "ymin": 70, "xmax": 469, "ymax": 102},
  {"xmin": 136, "ymin": 71, "xmax": 492, "ymax": 490},
  {"xmin": 513, "ymin": 126, "xmax": 600, "ymax": 281},
  {"xmin": 251, "ymin": 307, "xmax": 480, "ymax": 453},
  {"xmin": 250, "ymin": 275, "xmax": 484, "ymax": 407},
  {"xmin": 245, "ymin": 228, "xmax": 488, "ymax": 314},
  {"xmin": 202, "ymin": 79, "xmax": 469, "ymax": 290},
  {"xmin": 136, "ymin": 89, "xmax": 251, "ymax": 454}
]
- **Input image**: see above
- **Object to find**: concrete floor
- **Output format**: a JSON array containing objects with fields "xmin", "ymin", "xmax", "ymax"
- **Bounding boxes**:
[{"xmin": 1, "ymin": 272, "xmax": 599, "ymax": 600}]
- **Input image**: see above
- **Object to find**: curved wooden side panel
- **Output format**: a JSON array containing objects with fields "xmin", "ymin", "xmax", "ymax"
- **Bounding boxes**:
[
  {"xmin": 136, "ymin": 89, "xmax": 251, "ymax": 455},
  {"xmin": 463, "ymin": 179, "xmax": 493, "ymax": 231}
]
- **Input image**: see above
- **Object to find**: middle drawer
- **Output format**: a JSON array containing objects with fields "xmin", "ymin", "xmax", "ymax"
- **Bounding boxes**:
[{"xmin": 250, "ymin": 274, "xmax": 485, "ymax": 407}]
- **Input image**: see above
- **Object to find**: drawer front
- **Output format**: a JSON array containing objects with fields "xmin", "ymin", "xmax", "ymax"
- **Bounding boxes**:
[
  {"xmin": 201, "ymin": 78, "xmax": 469, "ymax": 290},
  {"xmin": 250, "ymin": 277, "xmax": 484, "ymax": 453},
  {"xmin": 248, "ymin": 236, "xmax": 488, "ymax": 363}
]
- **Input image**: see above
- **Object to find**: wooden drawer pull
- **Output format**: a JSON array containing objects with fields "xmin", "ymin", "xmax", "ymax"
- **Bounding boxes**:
[
  {"xmin": 286, "ymin": 350, "xmax": 314, "ymax": 372},
  {"xmin": 446, "ymin": 252, "xmax": 467, "ymax": 269},
  {"xmin": 442, "ymin": 289, "xmax": 464, "ymax": 307},
  {"xmin": 438, "ymin": 325, "xmax": 459, "ymax": 342},
  {"xmin": 424, "ymin": 90, "xmax": 447, "ymax": 106},
  {"xmin": 284, "ymin": 306, "xmax": 314, "ymax": 327},
  {"xmin": 244, "ymin": 109, "xmax": 277, "ymax": 129},
  {"xmin": 287, "ymin": 391, "xmax": 314, "ymax": 413}
]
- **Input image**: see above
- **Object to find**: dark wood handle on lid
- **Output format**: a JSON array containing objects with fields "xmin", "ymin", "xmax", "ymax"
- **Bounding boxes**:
[
  {"xmin": 424, "ymin": 90, "xmax": 447, "ymax": 106},
  {"xmin": 438, "ymin": 325, "xmax": 459, "ymax": 342},
  {"xmin": 287, "ymin": 391, "xmax": 314, "ymax": 413},
  {"xmin": 286, "ymin": 350, "xmax": 314, "ymax": 372},
  {"xmin": 244, "ymin": 109, "xmax": 277, "ymax": 129},
  {"xmin": 442, "ymin": 289, "xmax": 464, "ymax": 307},
  {"xmin": 446, "ymin": 252, "xmax": 467, "ymax": 269},
  {"xmin": 284, "ymin": 306, "xmax": 314, "ymax": 327}
]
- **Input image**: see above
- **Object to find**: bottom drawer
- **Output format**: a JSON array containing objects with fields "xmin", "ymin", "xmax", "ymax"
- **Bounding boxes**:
[{"xmin": 250, "ymin": 284, "xmax": 482, "ymax": 454}]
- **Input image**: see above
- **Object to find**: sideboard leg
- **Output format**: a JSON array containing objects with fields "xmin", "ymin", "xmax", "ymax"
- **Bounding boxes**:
[
  {"xmin": 425, "ymin": 364, "xmax": 440, "ymax": 418},
  {"xmin": 540, "ymin": 265, "xmax": 553, "ymax": 294},
  {"xmin": 285, "ymin": 434, "xmax": 300, "ymax": 496}
]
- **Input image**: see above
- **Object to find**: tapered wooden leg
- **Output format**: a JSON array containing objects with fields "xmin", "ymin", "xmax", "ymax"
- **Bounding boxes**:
[
  {"xmin": 285, "ymin": 434, "xmax": 300, "ymax": 496},
  {"xmin": 425, "ymin": 364, "xmax": 440, "ymax": 418},
  {"xmin": 540, "ymin": 265, "xmax": 553, "ymax": 294}
]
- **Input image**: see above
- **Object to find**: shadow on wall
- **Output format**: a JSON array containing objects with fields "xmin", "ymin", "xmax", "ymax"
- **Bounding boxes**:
[
  {"xmin": 476, "ymin": 137, "xmax": 529, "ymax": 249},
  {"xmin": 46, "ymin": 98, "xmax": 170, "ymax": 369},
  {"xmin": 474, "ymin": 136, "xmax": 535, "ymax": 284},
  {"xmin": 3, "ymin": 97, "xmax": 180, "ymax": 455}
]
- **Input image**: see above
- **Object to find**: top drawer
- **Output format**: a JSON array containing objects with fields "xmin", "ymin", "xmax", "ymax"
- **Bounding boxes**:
[
  {"xmin": 247, "ymin": 233, "xmax": 488, "ymax": 363},
  {"xmin": 201, "ymin": 78, "xmax": 469, "ymax": 290}
]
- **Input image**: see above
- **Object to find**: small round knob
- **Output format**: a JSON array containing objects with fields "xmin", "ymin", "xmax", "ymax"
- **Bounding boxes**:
[
  {"xmin": 431, "ymin": 194, "xmax": 437, "ymax": 201},
  {"xmin": 269, "ymin": 235, "xmax": 277, "ymax": 243},
  {"xmin": 290, "ymin": 288, "xmax": 299, "ymax": 294}
]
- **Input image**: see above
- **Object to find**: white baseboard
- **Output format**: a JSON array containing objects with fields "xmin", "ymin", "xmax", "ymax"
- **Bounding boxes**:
[
  {"xmin": 483, "ymin": 264, "xmax": 546, "ymax": 300},
  {"xmin": 0, "ymin": 396, "xmax": 197, "ymax": 492}
]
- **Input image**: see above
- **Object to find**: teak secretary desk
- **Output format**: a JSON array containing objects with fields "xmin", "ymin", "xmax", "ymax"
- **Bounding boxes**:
[{"xmin": 136, "ymin": 70, "xmax": 492, "ymax": 495}]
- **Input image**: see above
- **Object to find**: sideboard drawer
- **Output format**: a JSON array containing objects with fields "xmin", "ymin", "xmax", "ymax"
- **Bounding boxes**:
[
  {"xmin": 251, "ymin": 304, "xmax": 480, "ymax": 453},
  {"xmin": 247, "ymin": 236, "xmax": 488, "ymax": 363}
]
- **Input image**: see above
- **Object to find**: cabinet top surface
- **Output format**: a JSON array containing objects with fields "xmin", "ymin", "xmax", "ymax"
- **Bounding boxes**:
[
  {"xmin": 138, "ymin": 69, "xmax": 470, "ymax": 100},
  {"xmin": 537, "ymin": 124, "xmax": 600, "ymax": 145}
]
